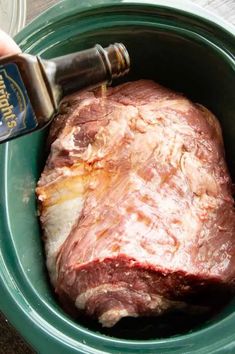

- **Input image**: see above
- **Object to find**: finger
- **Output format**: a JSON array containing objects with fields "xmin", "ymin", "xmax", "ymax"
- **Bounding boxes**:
[{"xmin": 0, "ymin": 29, "xmax": 21, "ymax": 56}]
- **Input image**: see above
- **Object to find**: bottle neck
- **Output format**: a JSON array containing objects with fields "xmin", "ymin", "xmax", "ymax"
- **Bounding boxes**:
[
  {"xmin": 55, "ymin": 46, "xmax": 112, "ymax": 95},
  {"xmin": 39, "ymin": 44, "xmax": 130, "ymax": 107}
]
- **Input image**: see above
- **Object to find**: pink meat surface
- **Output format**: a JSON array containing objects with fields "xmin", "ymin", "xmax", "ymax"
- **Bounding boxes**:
[{"xmin": 36, "ymin": 80, "xmax": 235, "ymax": 327}]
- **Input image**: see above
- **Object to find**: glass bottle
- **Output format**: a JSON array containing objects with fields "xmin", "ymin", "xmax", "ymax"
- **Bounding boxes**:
[{"xmin": 0, "ymin": 43, "xmax": 130, "ymax": 143}]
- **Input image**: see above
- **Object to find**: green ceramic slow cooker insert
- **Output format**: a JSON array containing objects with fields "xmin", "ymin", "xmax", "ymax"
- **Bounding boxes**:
[{"xmin": 0, "ymin": 0, "xmax": 235, "ymax": 352}]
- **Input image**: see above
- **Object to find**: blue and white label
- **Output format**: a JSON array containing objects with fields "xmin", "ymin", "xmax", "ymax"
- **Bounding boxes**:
[{"xmin": 0, "ymin": 63, "xmax": 37, "ymax": 142}]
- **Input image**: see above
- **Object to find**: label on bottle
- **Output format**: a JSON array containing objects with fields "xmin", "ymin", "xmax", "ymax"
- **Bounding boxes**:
[{"xmin": 0, "ymin": 63, "xmax": 38, "ymax": 142}]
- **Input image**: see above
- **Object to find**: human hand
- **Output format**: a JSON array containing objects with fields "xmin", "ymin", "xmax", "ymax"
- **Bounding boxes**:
[{"xmin": 0, "ymin": 29, "xmax": 21, "ymax": 56}]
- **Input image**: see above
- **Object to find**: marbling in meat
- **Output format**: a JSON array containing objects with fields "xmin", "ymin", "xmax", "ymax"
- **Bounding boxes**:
[{"xmin": 36, "ymin": 80, "xmax": 235, "ymax": 327}]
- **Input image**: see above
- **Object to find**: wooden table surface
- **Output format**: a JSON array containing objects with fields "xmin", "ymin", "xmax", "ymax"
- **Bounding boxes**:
[{"xmin": 0, "ymin": 0, "xmax": 234, "ymax": 353}]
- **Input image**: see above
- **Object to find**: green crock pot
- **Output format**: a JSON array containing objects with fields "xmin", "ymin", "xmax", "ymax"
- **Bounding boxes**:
[{"xmin": 1, "ymin": 0, "xmax": 235, "ymax": 352}]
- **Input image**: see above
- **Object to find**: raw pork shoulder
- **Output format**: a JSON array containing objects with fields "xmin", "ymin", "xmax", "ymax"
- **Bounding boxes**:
[{"xmin": 36, "ymin": 80, "xmax": 235, "ymax": 327}]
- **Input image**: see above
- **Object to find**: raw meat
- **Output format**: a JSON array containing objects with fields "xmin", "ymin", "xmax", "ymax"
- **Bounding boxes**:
[{"xmin": 36, "ymin": 80, "xmax": 235, "ymax": 327}]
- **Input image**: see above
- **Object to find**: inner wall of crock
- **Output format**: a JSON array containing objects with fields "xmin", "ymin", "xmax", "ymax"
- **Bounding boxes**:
[{"xmin": 9, "ymin": 24, "xmax": 235, "ymax": 340}]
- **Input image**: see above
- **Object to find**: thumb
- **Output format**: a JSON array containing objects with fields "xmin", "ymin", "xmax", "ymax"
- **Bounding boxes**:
[{"xmin": 0, "ymin": 29, "xmax": 21, "ymax": 57}]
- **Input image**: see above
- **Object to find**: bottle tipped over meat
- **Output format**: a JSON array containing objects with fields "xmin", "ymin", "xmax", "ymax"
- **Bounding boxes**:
[{"xmin": 36, "ymin": 80, "xmax": 235, "ymax": 328}]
